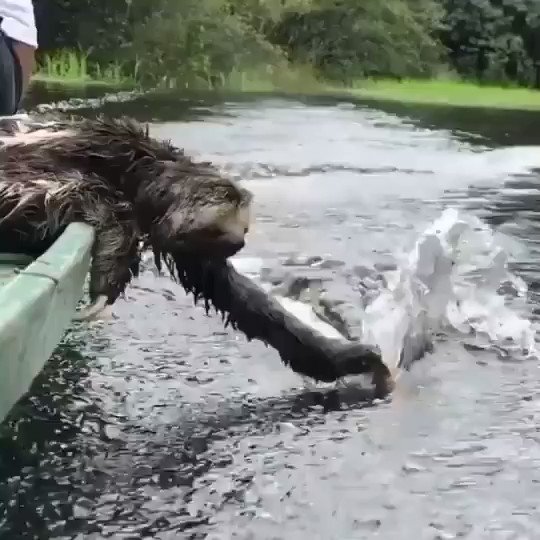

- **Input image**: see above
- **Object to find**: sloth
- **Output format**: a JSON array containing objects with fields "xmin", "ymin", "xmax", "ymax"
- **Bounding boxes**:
[
  {"xmin": 0, "ymin": 117, "xmax": 252, "ymax": 309},
  {"xmin": 0, "ymin": 116, "xmax": 393, "ymax": 395}
]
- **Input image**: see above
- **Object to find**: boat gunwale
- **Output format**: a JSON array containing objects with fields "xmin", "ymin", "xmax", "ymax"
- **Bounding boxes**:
[
  {"xmin": 0, "ymin": 221, "xmax": 95, "ymax": 422},
  {"xmin": 0, "ymin": 222, "xmax": 94, "ymax": 320}
]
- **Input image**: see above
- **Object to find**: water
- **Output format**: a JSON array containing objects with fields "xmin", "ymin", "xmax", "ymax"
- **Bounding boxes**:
[
  {"xmin": 231, "ymin": 207, "xmax": 536, "ymax": 381},
  {"xmin": 2, "ymin": 91, "xmax": 540, "ymax": 539}
]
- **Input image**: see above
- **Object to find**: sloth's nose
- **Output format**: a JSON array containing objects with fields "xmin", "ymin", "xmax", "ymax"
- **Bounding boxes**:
[{"xmin": 225, "ymin": 238, "xmax": 245, "ymax": 256}]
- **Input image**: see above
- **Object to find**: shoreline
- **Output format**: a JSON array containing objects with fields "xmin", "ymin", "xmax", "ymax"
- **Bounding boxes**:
[
  {"xmin": 31, "ymin": 74, "xmax": 132, "ymax": 89},
  {"xmin": 29, "ymin": 75, "xmax": 540, "ymax": 113}
]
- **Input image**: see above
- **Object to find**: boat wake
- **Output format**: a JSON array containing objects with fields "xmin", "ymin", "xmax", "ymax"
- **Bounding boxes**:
[{"xmin": 232, "ymin": 208, "xmax": 537, "ymax": 385}]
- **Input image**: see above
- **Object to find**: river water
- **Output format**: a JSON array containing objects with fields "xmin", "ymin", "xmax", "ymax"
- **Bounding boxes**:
[{"xmin": 2, "ymin": 88, "xmax": 540, "ymax": 539}]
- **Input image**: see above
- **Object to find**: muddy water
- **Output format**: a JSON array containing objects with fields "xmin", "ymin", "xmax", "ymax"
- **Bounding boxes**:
[{"xmin": 2, "ymin": 93, "xmax": 540, "ymax": 539}]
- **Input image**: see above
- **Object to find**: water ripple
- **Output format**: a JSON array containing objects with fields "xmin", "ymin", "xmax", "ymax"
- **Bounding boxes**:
[{"xmin": 220, "ymin": 162, "xmax": 434, "ymax": 180}]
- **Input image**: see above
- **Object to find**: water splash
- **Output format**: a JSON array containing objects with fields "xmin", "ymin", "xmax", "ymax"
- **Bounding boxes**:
[
  {"xmin": 232, "ymin": 208, "xmax": 537, "ymax": 385},
  {"xmin": 359, "ymin": 208, "xmax": 537, "ymax": 373}
]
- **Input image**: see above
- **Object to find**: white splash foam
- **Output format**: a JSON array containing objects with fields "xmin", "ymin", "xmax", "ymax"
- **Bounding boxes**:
[{"xmin": 360, "ymin": 208, "xmax": 537, "ymax": 372}]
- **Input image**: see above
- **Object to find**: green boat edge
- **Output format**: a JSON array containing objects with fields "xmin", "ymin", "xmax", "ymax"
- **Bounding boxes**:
[{"xmin": 0, "ymin": 222, "xmax": 95, "ymax": 423}]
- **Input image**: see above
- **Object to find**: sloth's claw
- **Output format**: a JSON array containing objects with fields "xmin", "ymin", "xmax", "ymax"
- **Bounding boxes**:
[{"xmin": 73, "ymin": 294, "xmax": 109, "ymax": 321}]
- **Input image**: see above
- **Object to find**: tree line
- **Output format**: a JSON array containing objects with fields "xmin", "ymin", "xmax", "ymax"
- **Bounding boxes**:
[{"xmin": 33, "ymin": 0, "xmax": 540, "ymax": 88}]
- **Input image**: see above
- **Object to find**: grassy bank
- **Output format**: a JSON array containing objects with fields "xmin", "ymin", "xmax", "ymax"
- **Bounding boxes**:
[
  {"xmin": 343, "ymin": 79, "xmax": 540, "ymax": 111},
  {"xmin": 32, "ymin": 55, "xmax": 540, "ymax": 111},
  {"xmin": 32, "ymin": 74, "xmax": 132, "ymax": 89},
  {"xmin": 34, "ymin": 50, "xmax": 136, "ymax": 89},
  {"xmin": 215, "ymin": 71, "xmax": 540, "ymax": 111}
]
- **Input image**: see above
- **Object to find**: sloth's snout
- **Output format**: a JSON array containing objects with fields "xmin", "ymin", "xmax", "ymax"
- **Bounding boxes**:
[{"xmin": 221, "ymin": 236, "xmax": 245, "ymax": 257}]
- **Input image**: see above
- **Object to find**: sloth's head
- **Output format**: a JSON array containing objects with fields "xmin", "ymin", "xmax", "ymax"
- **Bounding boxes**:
[
  {"xmin": 69, "ymin": 116, "xmax": 253, "ymax": 258},
  {"xmin": 138, "ymin": 160, "xmax": 253, "ymax": 258}
]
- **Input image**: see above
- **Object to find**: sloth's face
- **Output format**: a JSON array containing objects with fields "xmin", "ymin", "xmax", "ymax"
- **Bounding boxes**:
[{"xmin": 141, "ymin": 161, "xmax": 252, "ymax": 258}]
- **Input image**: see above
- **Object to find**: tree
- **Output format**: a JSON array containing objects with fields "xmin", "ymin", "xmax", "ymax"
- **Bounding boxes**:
[{"xmin": 272, "ymin": 0, "xmax": 445, "ymax": 82}]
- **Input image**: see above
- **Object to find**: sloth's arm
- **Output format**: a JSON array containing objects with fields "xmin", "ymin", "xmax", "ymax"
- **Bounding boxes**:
[
  {"xmin": 80, "ymin": 197, "xmax": 140, "ymax": 306},
  {"xmin": 161, "ymin": 253, "xmax": 393, "ymax": 394}
]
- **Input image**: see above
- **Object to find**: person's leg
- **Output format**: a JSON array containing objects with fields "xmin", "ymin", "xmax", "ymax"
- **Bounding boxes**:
[{"xmin": 0, "ymin": 28, "xmax": 22, "ymax": 116}]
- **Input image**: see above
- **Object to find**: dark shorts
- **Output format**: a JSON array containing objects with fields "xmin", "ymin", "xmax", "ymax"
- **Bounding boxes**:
[{"xmin": 0, "ymin": 22, "xmax": 22, "ymax": 115}]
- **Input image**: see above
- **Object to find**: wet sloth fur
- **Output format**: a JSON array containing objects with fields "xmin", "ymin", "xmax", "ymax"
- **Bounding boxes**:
[
  {"xmin": 0, "ymin": 117, "xmax": 252, "ymax": 306},
  {"xmin": 0, "ymin": 117, "xmax": 391, "ymax": 392}
]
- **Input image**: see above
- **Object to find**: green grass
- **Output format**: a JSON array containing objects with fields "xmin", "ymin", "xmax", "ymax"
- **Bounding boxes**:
[
  {"xmin": 34, "ymin": 50, "xmax": 136, "ymax": 89},
  {"xmin": 339, "ymin": 78, "xmax": 540, "ymax": 111},
  {"xmin": 32, "ymin": 74, "xmax": 130, "ymax": 88},
  {"xmin": 216, "ymin": 72, "xmax": 540, "ymax": 111}
]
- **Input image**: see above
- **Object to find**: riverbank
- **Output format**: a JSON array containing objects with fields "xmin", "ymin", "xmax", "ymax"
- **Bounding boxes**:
[
  {"xmin": 32, "ymin": 73, "xmax": 133, "ymax": 89},
  {"xmin": 29, "ymin": 71, "xmax": 540, "ymax": 112},
  {"xmin": 344, "ymin": 79, "xmax": 540, "ymax": 111}
]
